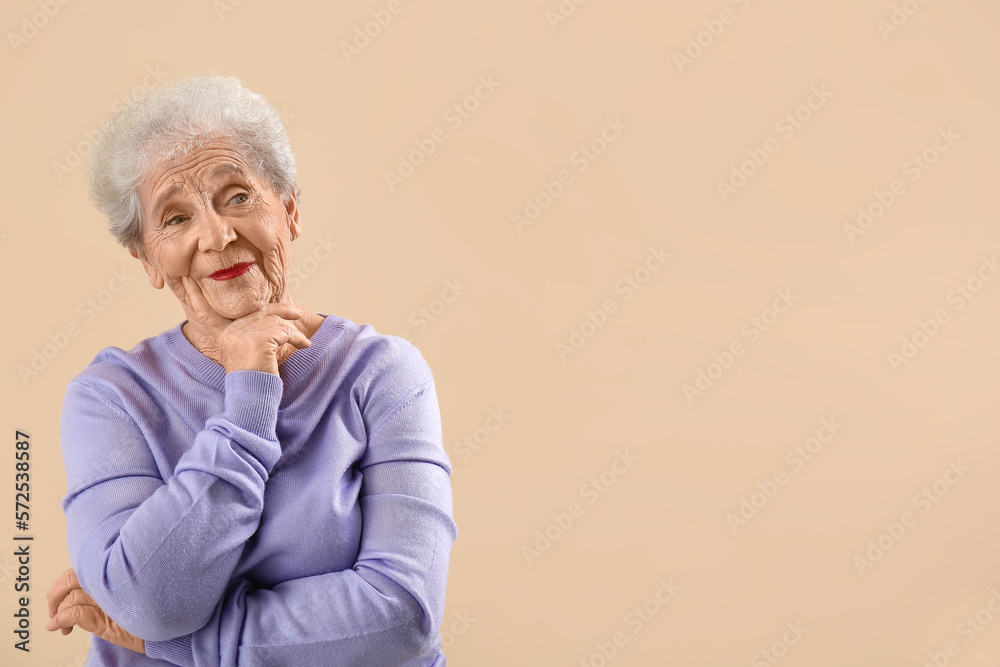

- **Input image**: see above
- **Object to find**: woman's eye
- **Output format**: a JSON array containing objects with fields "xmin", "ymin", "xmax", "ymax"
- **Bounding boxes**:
[
  {"xmin": 166, "ymin": 215, "xmax": 187, "ymax": 226},
  {"xmin": 230, "ymin": 192, "xmax": 249, "ymax": 204}
]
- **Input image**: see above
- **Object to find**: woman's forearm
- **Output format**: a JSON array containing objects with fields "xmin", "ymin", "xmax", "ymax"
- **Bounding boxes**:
[
  {"xmin": 149, "ymin": 482, "xmax": 457, "ymax": 666},
  {"xmin": 62, "ymin": 370, "xmax": 285, "ymax": 641},
  {"xmin": 146, "ymin": 381, "xmax": 458, "ymax": 667}
]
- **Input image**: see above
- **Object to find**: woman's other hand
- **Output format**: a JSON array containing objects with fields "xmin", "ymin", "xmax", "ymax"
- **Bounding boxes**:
[
  {"xmin": 46, "ymin": 568, "xmax": 146, "ymax": 654},
  {"xmin": 180, "ymin": 275, "xmax": 311, "ymax": 375}
]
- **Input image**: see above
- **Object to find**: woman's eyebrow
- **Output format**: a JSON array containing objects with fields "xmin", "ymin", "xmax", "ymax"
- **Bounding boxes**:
[
  {"xmin": 151, "ymin": 183, "xmax": 185, "ymax": 217},
  {"xmin": 204, "ymin": 162, "xmax": 251, "ymax": 183},
  {"xmin": 151, "ymin": 164, "xmax": 252, "ymax": 215}
]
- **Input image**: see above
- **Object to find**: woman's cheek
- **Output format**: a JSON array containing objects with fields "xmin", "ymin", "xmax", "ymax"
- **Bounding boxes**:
[
  {"xmin": 163, "ymin": 276, "xmax": 189, "ymax": 305},
  {"xmin": 261, "ymin": 249, "xmax": 286, "ymax": 293}
]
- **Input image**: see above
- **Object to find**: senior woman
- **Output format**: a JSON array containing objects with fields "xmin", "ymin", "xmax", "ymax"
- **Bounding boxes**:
[{"xmin": 43, "ymin": 74, "xmax": 458, "ymax": 666}]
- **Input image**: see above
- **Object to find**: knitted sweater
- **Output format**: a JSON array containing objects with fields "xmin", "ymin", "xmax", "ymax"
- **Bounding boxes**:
[{"xmin": 59, "ymin": 314, "xmax": 457, "ymax": 666}]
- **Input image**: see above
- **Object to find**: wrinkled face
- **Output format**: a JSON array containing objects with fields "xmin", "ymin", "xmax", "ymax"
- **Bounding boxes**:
[{"xmin": 132, "ymin": 137, "xmax": 300, "ymax": 321}]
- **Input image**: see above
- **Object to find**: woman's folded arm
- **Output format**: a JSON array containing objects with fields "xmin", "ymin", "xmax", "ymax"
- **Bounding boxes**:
[
  {"xmin": 61, "ymin": 370, "xmax": 286, "ymax": 641},
  {"xmin": 145, "ymin": 379, "xmax": 459, "ymax": 666}
]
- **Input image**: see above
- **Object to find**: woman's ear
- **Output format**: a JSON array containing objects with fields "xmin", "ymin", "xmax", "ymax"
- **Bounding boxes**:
[
  {"xmin": 129, "ymin": 246, "xmax": 165, "ymax": 289},
  {"xmin": 285, "ymin": 190, "xmax": 301, "ymax": 241}
]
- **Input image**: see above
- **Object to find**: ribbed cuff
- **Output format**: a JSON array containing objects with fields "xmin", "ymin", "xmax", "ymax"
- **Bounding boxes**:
[
  {"xmin": 145, "ymin": 634, "xmax": 195, "ymax": 666},
  {"xmin": 223, "ymin": 370, "xmax": 283, "ymax": 437}
]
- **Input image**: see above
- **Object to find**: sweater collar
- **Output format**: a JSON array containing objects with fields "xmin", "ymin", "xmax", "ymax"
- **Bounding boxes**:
[{"xmin": 161, "ymin": 313, "xmax": 342, "ymax": 393}]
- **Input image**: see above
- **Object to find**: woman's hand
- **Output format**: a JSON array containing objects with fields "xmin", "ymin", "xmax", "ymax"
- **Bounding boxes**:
[
  {"xmin": 180, "ymin": 275, "xmax": 311, "ymax": 376},
  {"xmin": 46, "ymin": 568, "xmax": 145, "ymax": 654}
]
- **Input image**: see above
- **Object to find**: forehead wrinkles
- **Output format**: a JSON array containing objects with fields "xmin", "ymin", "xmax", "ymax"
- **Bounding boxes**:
[{"xmin": 145, "ymin": 146, "xmax": 257, "ymax": 209}]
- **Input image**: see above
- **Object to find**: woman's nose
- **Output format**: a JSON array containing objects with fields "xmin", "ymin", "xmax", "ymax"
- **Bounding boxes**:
[{"xmin": 197, "ymin": 209, "xmax": 238, "ymax": 252}]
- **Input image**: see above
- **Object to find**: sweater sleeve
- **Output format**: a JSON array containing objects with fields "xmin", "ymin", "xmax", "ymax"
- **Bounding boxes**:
[
  {"xmin": 61, "ymin": 369, "xmax": 285, "ymax": 642},
  {"xmin": 144, "ymin": 371, "xmax": 459, "ymax": 666}
]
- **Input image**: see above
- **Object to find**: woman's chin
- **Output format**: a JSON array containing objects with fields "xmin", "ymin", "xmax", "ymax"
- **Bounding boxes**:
[{"xmin": 205, "ymin": 296, "xmax": 269, "ymax": 322}]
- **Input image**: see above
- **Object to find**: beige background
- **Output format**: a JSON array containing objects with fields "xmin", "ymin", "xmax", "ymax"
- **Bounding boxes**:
[{"xmin": 2, "ymin": 0, "xmax": 1000, "ymax": 665}]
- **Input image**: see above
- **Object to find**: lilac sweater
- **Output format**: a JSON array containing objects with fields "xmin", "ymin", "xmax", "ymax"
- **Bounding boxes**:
[{"xmin": 59, "ymin": 314, "xmax": 458, "ymax": 666}]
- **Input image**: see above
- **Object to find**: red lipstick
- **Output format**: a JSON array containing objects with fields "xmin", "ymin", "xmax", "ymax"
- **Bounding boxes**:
[{"xmin": 209, "ymin": 262, "xmax": 253, "ymax": 281}]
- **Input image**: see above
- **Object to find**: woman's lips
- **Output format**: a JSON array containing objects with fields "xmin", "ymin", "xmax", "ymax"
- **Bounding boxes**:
[{"xmin": 209, "ymin": 262, "xmax": 254, "ymax": 281}]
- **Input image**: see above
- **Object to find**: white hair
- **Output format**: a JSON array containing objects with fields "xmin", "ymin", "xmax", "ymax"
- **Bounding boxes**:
[{"xmin": 88, "ymin": 72, "xmax": 299, "ymax": 253}]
